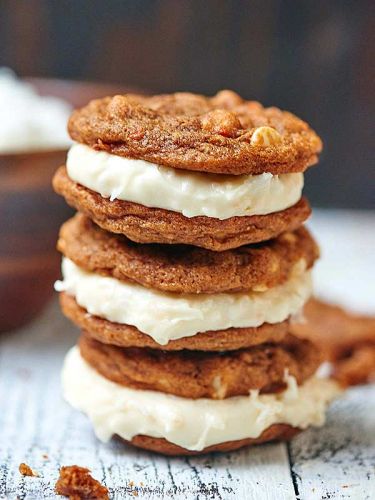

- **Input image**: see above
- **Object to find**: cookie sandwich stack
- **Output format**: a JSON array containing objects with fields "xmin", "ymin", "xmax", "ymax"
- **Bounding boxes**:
[{"xmin": 53, "ymin": 90, "xmax": 340, "ymax": 455}]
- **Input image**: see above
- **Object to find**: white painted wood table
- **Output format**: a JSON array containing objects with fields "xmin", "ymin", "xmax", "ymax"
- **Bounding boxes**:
[{"xmin": 0, "ymin": 210, "xmax": 374, "ymax": 500}]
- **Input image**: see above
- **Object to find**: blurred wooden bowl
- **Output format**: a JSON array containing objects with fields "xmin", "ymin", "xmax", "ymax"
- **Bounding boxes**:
[{"xmin": 0, "ymin": 79, "xmax": 129, "ymax": 332}]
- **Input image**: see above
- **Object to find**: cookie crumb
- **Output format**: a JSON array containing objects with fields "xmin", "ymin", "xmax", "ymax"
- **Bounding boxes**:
[
  {"xmin": 19, "ymin": 463, "xmax": 39, "ymax": 477},
  {"xmin": 55, "ymin": 465, "xmax": 109, "ymax": 499},
  {"xmin": 201, "ymin": 109, "xmax": 241, "ymax": 138},
  {"xmin": 42, "ymin": 454, "xmax": 49, "ymax": 460}
]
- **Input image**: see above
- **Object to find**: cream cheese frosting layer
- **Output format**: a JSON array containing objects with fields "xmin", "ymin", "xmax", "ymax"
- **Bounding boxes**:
[
  {"xmin": 62, "ymin": 347, "xmax": 340, "ymax": 452},
  {"xmin": 66, "ymin": 143, "xmax": 304, "ymax": 219},
  {"xmin": 55, "ymin": 258, "xmax": 312, "ymax": 345}
]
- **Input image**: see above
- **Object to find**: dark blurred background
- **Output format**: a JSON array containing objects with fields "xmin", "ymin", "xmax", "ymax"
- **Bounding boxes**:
[{"xmin": 0, "ymin": 0, "xmax": 373, "ymax": 208}]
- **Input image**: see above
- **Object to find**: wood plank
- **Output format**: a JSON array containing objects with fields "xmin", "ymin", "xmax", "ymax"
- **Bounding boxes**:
[{"xmin": 289, "ymin": 385, "xmax": 375, "ymax": 500}]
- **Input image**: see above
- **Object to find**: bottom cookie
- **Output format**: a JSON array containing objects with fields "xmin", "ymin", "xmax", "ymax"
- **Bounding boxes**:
[
  {"xmin": 120, "ymin": 425, "xmax": 300, "ymax": 456},
  {"xmin": 62, "ymin": 347, "xmax": 341, "ymax": 455}
]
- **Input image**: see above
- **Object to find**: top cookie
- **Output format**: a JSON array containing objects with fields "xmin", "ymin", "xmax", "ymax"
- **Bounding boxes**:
[{"xmin": 68, "ymin": 90, "xmax": 322, "ymax": 175}]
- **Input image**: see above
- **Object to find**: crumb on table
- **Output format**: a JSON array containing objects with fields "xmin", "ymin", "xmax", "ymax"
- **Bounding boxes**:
[
  {"xmin": 55, "ymin": 465, "xmax": 109, "ymax": 499},
  {"xmin": 19, "ymin": 463, "xmax": 39, "ymax": 477}
]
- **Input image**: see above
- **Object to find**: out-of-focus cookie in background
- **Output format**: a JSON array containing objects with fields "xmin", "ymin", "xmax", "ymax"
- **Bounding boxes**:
[{"xmin": 293, "ymin": 299, "xmax": 375, "ymax": 387}]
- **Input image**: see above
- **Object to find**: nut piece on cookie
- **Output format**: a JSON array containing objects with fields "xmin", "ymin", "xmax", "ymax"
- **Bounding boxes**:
[
  {"xmin": 211, "ymin": 89, "xmax": 244, "ymax": 108},
  {"xmin": 251, "ymin": 126, "xmax": 282, "ymax": 147},
  {"xmin": 55, "ymin": 465, "xmax": 109, "ymax": 500},
  {"xmin": 201, "ymin": 109, "xmax": 241, "ymax": 138},
  {"xmin": 107, "ymin": 94, "xmax": 134, "ymax": 118}
]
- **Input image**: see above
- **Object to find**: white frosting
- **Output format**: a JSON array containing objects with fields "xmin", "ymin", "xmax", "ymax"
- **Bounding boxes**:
[
  {"xmin": 55, "ymin": 258, "xmax": 312, "ymax": 345},
  {"xmin": 62, "ymin": 347, "xmax": 341, "ymax": 451},
  {"xmin": 66, "ymin": 143, "xmax": 304, "ymax": 219},
  {"xmin": 0, "ymin": 68, "xmax": 72, "ymax": 153}
]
